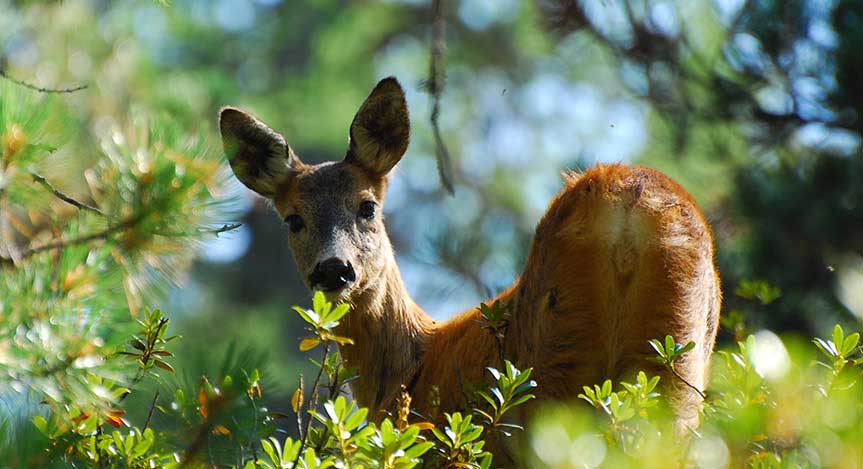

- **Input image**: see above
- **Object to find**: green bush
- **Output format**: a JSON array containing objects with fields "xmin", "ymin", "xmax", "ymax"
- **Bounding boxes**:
[{"xmin": 2, "ymin": 66, "xmax": 862, "ymax": 469}]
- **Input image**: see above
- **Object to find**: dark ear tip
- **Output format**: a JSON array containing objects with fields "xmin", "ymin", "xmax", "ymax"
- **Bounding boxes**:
[
  {"xmin": 374, "ymin": 76, "xmax": 404, "ymax": 95},
  {"xmin": 219, "ymin": 106, "xmax": 246, "ymax": 127}
]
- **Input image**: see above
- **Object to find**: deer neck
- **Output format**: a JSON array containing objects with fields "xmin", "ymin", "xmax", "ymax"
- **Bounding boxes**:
[{"xmin": 337, "ymin": 250, "xmax": 433, "ymax": 414}]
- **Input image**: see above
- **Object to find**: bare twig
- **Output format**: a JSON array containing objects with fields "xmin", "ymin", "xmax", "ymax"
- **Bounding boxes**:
[
  {"xmin": 150, "ymin": 223, "xmax": 242, "ymax": 238},
  {"xmin": 30, "ymin": 172, "xmax": 104, "ymax": 216},
  {"xmin": 292, "ymin": 342, "xmax": 331, "ymax": 468},
  {"xmin": 143, "ymin": 391, "xmax": 160, "ymax": 431},
  {"xmin": 670, "ymin": 366, "xmax": 707, "ymax": 400},
  {"xmin": 0, "ymin": 220, "xmax": 241, "ymax": 267},
  {"xmin": 0, "ymin": 68, "xmax": 87, "ymax": 94},
  {"xmin": 206, "ymin": 223, "xmax": 242, "ymax": 235},
  {"xmin": 19, "ymin": 217, "xmax": 137, "ymax": 257},
  {"xmin": 296, "ymin": 374, "xmax": 305, "ymax": 441},
  {"xmin": 0, "ymin": 214, "xmax": 142, "ymax": 268},
  {"xmin": 427, "ymin": 0, "xmax": 455, "ymax": 195}
]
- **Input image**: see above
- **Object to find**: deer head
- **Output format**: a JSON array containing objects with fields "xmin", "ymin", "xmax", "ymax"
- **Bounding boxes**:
[{"xmin": 219, "ymin": 77, "xmax": 410, "ymax": 302}]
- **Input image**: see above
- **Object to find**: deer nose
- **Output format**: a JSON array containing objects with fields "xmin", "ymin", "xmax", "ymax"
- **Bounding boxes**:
[{"xmin": 310, "ymin": 258, "xmax": 356, "ymax": 291}]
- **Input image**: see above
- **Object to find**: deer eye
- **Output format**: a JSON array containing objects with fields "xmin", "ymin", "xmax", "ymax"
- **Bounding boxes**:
[
  {"xmin": 285, "ymin": 214, "xmax": 304, "ymax": 233},
  {"xmin": 358, "ymin": 201, "xmax": 376, "ymax": 220}
]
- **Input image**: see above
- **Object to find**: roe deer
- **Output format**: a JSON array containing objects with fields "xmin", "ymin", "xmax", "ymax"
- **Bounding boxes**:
[{"xmin": 219, "ymin": 77, "xmax": 721, "ymax": 453}]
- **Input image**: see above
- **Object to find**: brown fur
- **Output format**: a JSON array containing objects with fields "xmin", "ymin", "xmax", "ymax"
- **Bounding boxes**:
[{"xmin": 219, "ymin": 78, "xmax": 721, "ymax": 462}]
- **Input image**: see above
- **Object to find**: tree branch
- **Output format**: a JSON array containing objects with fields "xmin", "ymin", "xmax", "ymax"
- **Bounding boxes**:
[
  {"xmin": 0, "ymin": 219, "xmax": 241, "ymax": 268},
  {"xmin": 0, "ymin": 68, "xmax": 87, "ymax": 94},
  {"xmin": 426, "ymin": 0, "xmax": 455, "ymax": 195},
  {"xmin": 31, "ymin": 172, "xmax": 104, "ymax": 216},
  {"xmin": 0, "ymin": 215, "xmax": 141, "ymax": 267},
  {"xmin": 143, "ymin": 391, "xmax": 159, "ymax": 431}
]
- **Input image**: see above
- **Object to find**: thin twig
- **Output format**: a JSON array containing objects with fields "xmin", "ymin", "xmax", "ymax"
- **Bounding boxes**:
[
  {"xmin": 670, "ymin": 366, "xmax": 707, "ymax": 400},
  {"xmin": 249, "ymin": 391, "xmax": 259, "ymax": 463},
  {"xmin": 0, "ymin": 219, "xmax": 240, "ymax": 268},
  {"xmin": 205, "ymin": 223, "xmax": 242, "ymax": 235},
  {"xmin": 0, "ymin": 214, "xmax": 140, "ymax": 267},
  {"xmin": 31, "ymin": 172, "xmax": 104, "ymax": 216},
  {"xmin": 150, "ymin": 223, "xmax": 242, "ymax": 238},
  {"xmin": 292, "ymin": 342, "xmax": 331, "ymax": 468},
  {"xmin": 427, "ymin": 0, "xmax": 455, "ymax": 194},
  {"xmin": 315, "ymin": 360, "xmax": 344, "ymax": 453},
  {"xmin": 0, "ymin": 68, "xmax": 87, "ymax": 94},
  {"xmin": 143, "ymin": 391, "xmax": 160, "ymax": 431},
  {"xmin": 296, "ymin": 374, "xmax": 305, "ymax": 440},
  {"xmin": 20, "ymin": 216, "xmax": 138, "ymax": 257}
]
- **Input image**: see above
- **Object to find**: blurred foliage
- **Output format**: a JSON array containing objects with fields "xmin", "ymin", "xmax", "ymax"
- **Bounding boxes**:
[
  {"xmin": 1, "ymin": 0, "xmax": 863, "ymax": 466},
  {"xmin": 526, "ymin": 324, "xmax": 863, "ymax": 468}
]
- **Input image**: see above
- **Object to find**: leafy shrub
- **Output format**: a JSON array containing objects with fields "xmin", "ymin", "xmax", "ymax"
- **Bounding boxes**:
[{"xmin": 2, "ymin": 81, "xmax": 862, "ymax": 468}]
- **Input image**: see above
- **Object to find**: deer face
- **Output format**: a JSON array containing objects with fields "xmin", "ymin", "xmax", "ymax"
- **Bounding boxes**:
[{"xmin": 219, "ymin": 77, "xmax": 409, "ymax": 300}]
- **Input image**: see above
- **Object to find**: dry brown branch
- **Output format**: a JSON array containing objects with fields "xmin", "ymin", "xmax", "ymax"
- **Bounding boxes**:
[
  {"xmin": 427, "ymin": 0, "xmax": 455, "ymax": 195},
  {"xmin": 0, "ymin": 68, "xmax": 87, "ymax": 94}
]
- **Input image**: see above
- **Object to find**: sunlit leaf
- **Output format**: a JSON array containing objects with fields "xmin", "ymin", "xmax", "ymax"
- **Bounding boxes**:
[{"xmin": 299, "ymin": 337, "xmax": 321, "ymax": 352}]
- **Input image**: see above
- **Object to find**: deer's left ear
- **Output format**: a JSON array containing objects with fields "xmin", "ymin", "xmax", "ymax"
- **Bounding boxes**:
[
  {"xmin": 219, "ymin": 107, "xmax": 302, "ymax": 198},
  {"xmin": 345, "ymin": 77, "xmax": 410, "ymax": 177}
]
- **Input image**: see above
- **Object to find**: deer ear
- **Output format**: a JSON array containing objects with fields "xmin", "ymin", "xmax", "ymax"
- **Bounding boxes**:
[
  {"xmin": 346, "ymin": 77, "xmax": 410, "ymax": 177},
  {"xmin": 219, "ymin": 107, "xmax": 302, "ymax": 198}
]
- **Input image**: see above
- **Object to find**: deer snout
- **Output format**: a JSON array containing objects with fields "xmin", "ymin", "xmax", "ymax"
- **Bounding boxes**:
[{"xmin": 309, "ymin": 257, "xmax": 356, "ymax": 292}]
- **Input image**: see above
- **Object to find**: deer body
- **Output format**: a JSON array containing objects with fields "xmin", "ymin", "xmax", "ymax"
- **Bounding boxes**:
[{"xmin": 220, "ymin": 78, "xmax": 721, "ymax": 454}]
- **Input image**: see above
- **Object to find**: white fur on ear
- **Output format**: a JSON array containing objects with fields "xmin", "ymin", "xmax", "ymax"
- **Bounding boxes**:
[{"xmin": 219, "ymin": 107, "xmax": 302, "ymax": 197}]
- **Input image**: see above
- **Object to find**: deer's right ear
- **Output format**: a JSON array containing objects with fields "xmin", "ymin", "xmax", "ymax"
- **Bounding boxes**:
[
  {"xmin": 345, "ymin": 77, "xmax": 410, "ymax": 177},
  {"xmin": 219, "ymin": 107, "xmax": 302, "ymax": 198}
]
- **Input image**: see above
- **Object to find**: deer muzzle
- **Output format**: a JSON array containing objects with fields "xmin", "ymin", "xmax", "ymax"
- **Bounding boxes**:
[{"xmin": 309, "ymin": 257, "xmax": 356, "ymax": 291}]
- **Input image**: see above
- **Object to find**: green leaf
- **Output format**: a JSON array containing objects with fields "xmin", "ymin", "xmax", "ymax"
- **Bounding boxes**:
[
  {"xmin": 313, "ymin": 291, "xmax": 330, "ymax": 316},
  {"xmin": 477, "ymin": 391, "xmax": 496, "ymax": 409},
  {"xmin": 833, "ymin": 325, "xmax": 845, "ymax": 352},
  {"xmin": 344, "ymin": 406, "xmax": 368, "ymax": 431},
  {"xmin": 293, "ymin": 306, "xmax": 319, "ymax": 327},
  {"xmin": 130, "ymin": 338, "xmax": 146, "ymax": 351},
  {"xmin": 32, "ymin": 415, "xmax": 48, "ymax": 436},
  {"xmin": 601, "ymin": 379, "xmax": 612, "ymax": 397},
  {"xmin": 154, "ymin": 359, "xmax": 175, "ymax": 373},
  {"xmin": 813, "ymin": 338, "xmax": 839, "ymax": 358},
  {"xmin": 403, "ymin": 441, "xmax": 435, "ymax": 459},
  {"xmin": 506, "ymin": 393, "xmax": 535, "ymax": 410},
  {"xmin": 647, "ymin": 375, "xmax": 661, "ymax": 392},
  {"xmin": 678, "ymin": 341, "xmax": 696, "ymax": 355},
  {"xmin": 648, "ymin": 339, "xmax": 666, "ymax": 359},
  {"xmin": 430, "ymin": 426, "xmax": 448, "ymax": 446},
  {"xmin": 261, "ymin": 437, "xmax": 279, "ymax": 464},
  {"xmin": 842, "ymin": 333, "xmax": 860, "ymax": 357},
  {"xmin": 327, "ymin": 303, "xmax": 350, "ymax": 323}
]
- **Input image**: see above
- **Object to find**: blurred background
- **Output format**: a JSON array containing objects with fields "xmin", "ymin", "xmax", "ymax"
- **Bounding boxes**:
[{"xmin": 2, "ymin": 0, "xmax": 861, "ymax": 433}]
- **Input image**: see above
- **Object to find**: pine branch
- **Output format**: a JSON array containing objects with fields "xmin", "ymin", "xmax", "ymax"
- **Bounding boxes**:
[
  {"xmin": 0, "ymin": 68, "xmax": 87, "ymax": 94},
  {"xmin": 31, "ymin": 172, "xmax": 104, "ymax": 216},
  {"xmin": 150, "ymin": 223, "xmax": 242, "ymax": 238},
  {"xmin": 0, "ymin": 219, "xmax": 241, "ymax": 268},
  {"xmin": 0, "ymin": 215, "xmax": 141, "ymax": 267},
  {"xmin": 25, "ymin": 217, "xmax": 140, "ymax": 256}
]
